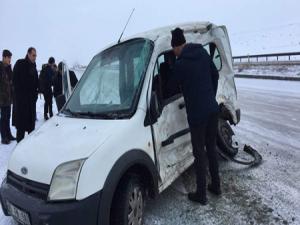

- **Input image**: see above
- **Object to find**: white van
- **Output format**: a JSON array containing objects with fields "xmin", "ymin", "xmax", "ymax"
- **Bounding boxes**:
[{"xmin": 0, "ymin": 22, "xmax": 240, "ymax": 225}]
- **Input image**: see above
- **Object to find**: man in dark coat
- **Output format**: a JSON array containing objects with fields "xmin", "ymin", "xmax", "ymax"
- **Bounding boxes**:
[
  {"xmin": 53, "ymin": 62, "xmax": 78, "ymax": 110},
  {"xmin": 0, "ymin": 50, "xmax": 16, "ymax": 144},
  {"xmin": 168, "ymin": 28, "xmax": 221, "ymax": 204},
  {"xmin": 39, "ymin": 57, "xmax": 55, "ymax": 120},
  {"xmin": 13, "ymin": 47, "xmax": 39, "ymax": 143}
]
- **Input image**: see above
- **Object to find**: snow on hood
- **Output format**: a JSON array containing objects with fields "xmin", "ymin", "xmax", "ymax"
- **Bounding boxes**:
[{"xmin": 8, "ymin": 115, "xmax": 115, "ymax": 184}]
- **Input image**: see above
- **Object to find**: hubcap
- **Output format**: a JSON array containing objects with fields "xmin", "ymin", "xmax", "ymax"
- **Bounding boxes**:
[{"xmin": 128, "ymin": 187, "xmax": 143, "ymax": 225}]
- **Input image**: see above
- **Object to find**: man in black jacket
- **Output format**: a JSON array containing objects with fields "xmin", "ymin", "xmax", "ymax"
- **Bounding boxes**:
[
  {"xmin": 0, "ymin": 50, "xmax": 16, "ymax": 144},
  {"xmin": 39, "ymin": 57, "xmax": 55, "ymax": 120},
  {"xmin": 169, "ymin": 28, "xmax": 221, "ymax": 204},
  {"xmin": 13, "ymin": 47, "xmax": 39, "ymax": 143}
]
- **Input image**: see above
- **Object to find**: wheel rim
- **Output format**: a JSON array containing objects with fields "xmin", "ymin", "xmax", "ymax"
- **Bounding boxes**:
[
  {"xmin": 218, "ymin": 119, "xmax": 238, "ymax": 156},
  {"xmin": 128, "ymin": 187, "xmax": 143, "ymax": 225},
  {"xmin": 221, "ymin": 126, "xmax": 233, "ymax": 147}
]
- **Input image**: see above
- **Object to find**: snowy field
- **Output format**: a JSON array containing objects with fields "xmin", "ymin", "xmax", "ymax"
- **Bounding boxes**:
[
  {"xmin": 0, "ymin": 78, "xmax": 300, "ymax": 225},
  {"xmin": 234, "ymin": 64, "xmax": 300, "ymax": 77},
  {"xmin": 230, "ymin": 23, "xmax": 300, "ymax": 55}
]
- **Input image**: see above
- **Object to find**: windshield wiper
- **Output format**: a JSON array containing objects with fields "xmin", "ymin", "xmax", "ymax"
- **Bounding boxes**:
[
  {"xmin": 61, "ymin": 108, "xmax": 80, "ymax": 117},
  {"xmin": 106, "ymin": 112, "xmax": 130, "ymax": 119},
  {"xmin": 62, "ymin": 109, "xmax": 129, "ymax": 119},
  {"xmin": 74, "ymin": 111, "xmax": 119, "ymax": 119}
]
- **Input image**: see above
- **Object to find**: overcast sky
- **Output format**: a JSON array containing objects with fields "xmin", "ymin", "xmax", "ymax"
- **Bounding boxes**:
[{"xmin": 1, "ymin": 0, "xmax": 300, "ymax": 68}]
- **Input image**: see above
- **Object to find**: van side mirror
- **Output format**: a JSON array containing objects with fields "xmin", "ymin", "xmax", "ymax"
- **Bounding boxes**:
[
  {"xmin": 150, "ymin": 92, "xmax": 161, "ymax": 119},
  {"xmin": 144, "ymin": 92, "xmax": 161, "ymax": 126},
  {"xmin": 56, "ymin": 94, "xmax": 66, "ymax": 111}
]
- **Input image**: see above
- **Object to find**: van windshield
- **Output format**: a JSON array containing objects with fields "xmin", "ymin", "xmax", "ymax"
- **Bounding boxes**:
[{"xmin": 62, "ymin": 39, "xmax": 153, "ymax": 119}]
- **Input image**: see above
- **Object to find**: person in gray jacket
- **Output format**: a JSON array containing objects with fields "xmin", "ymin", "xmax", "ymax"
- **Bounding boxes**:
[{"xmin": 0, "ymin": 50, "xmax": 16, "ymax": 145}]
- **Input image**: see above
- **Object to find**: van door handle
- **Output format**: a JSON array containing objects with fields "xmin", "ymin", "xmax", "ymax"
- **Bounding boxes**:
[
  {"xmin": 178, "ymin": 102, "xmax": 185, "ymax": 110},
  {"xmin": 162, "ymin": 128, "xmax": 190, "ymax": 147}
]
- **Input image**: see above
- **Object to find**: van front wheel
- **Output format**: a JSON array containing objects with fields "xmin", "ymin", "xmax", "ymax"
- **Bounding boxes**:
[
  {"xmin": 217, "ymin": 118, "xmax": 238, "ymax": 157},
  {"xmin": 110, "ymin": 175, "xmax": 145, "ymax": 225}
]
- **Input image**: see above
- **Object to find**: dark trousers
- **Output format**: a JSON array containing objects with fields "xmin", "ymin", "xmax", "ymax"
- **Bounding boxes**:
[
  {"xmin": 43, "ymin": 93, "xmax": 53, "ymax": 117},
  {"xmin": 16, "ymin": 128, "xmax": 34, "ymax": 143},
  {"xmin": 190, "ymin": 113, "xmax": 220, "ymax": 196},
  {"xmin": 0, "ymin": 106, "xmax": 13, "ymax": 141}
]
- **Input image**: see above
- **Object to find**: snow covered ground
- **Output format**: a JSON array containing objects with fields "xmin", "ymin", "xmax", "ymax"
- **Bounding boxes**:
[
  {"xmin": 144, "ymin": 79, "xmax": 300, "ymax": 225},
  {"xmin": 230, "ymin": 23, "xmax": 300, "ymax": 56},
  {"xmin": 234, "ymin": 64, "xmax": 300, "ymax": 77},
  {"xmin": 0, "ymin": 78, "xmax": 300, "ymax": 225},
  {"xmin": 231, "ymin": 22, "xmax": 300, "ymax": 79}
]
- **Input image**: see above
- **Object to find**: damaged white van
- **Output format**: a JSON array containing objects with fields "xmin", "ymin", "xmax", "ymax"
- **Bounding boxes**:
[{"xmin": 0, "ymin": 22, "xmax": 240, "ymax": 225}]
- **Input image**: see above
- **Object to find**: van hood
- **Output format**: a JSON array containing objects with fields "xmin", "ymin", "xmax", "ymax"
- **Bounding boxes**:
[{"xmin": 8, "ymin": 115, "xmax": 116, "ymax": 184}]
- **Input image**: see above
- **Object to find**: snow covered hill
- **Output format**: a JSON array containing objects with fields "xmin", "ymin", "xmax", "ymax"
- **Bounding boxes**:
[{"xmin": 230, "ymin": 22, "xmax": 300, "ymax": 56}]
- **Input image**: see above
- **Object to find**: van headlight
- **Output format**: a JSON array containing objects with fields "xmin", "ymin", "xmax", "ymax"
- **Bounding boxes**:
[{"xmin": 48, "ymin": 159, "xmax": 86, "ymax": 201}]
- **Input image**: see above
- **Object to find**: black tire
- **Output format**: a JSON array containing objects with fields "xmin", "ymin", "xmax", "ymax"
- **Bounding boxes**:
[
  {"xmin": 217, "ymin": 118, "xmax": 238, "ymax": 157},
  {"xmin": 110, "ymin": 175, "xmax": 145, "ymax": 225}
]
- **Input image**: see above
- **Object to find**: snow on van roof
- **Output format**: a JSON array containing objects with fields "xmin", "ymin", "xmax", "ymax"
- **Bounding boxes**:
[
  {"xmin": 96, "ymin": 21, "xmax": 216, "ymax": 55},
  {"xmin": 126, "ymin": 21, "xmax": 214, "ymax": 41}
]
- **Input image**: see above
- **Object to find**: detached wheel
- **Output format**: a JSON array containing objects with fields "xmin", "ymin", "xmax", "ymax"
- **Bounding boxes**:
[
  {"xmin": 111, "ymin": 175, "xmax": 145, "ymax": 225},
  {"xmin": 217, "ymin": 118, "xmax": 238, "ymax": 157}
]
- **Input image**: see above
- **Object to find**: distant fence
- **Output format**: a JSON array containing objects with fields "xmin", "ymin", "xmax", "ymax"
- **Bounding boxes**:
[
  {"xmin": 233, "ymin": 52, "xmax": 300, "ymax": 64},
  {"xmin": 235, "ymin": 74, "xmax": 300, "ymax": 81}
]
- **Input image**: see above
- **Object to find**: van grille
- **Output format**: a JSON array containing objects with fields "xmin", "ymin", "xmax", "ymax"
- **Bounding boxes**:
[{"xmin": 7, "ymin": 170, "xmax": 50, "ymax": 201}]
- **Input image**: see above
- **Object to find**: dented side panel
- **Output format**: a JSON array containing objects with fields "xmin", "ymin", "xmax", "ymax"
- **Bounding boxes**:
[{"xmin": 152, "ymin": 96, "xmax": 192, "ymax": 184}]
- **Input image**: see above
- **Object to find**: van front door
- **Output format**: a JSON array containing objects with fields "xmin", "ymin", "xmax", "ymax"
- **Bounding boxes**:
[
  {"xmin": 151, "ymin": 53, "xmax": 193, "ymax": 188},
  {"xmin": 56, "ymin": 62, "xmax": 72, "ymax": 111},
  {"xmin": 61, "ymin": 62, "xmax": 72, "ymax": 100}
]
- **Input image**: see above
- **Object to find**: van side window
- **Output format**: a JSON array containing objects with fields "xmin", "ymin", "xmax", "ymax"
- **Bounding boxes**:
[
  {"xmin": 203, "ymin": 43, "xmax": 222, "ymax": 71},
  {"xmin": 152, "ymin": 51, "xmax": 181, "ymax": 106},
  {"xmin": 152, "ymin": 44, "xmax": 221, "ymax": 108}
]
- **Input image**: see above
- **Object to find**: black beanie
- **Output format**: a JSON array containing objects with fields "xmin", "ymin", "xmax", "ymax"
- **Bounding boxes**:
[
  {"xmin": 48, "ymin": 57, "xmax": 55, "ymax": 64},
  {"xmin": 2, "ymin": 49, "xmax": 12, "ymax": 57},
  {"xmin": 171, "ymin": 28, "xmax": 186, "ymax": 47}
]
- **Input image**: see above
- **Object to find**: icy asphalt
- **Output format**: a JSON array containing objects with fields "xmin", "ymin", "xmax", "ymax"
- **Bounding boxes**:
[{"xmin": 0, "ymin": 78, "xmax": 300, "ymax": 225}]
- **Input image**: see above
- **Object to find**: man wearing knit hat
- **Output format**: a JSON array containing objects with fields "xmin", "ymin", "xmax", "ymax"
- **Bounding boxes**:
[{"xmin": 169, "ymin": 27, "xmax": 221, "ymax": 205}]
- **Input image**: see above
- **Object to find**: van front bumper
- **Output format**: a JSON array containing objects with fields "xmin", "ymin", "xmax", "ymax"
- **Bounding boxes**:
[{"xmin": 0, "ymin": 179, "xmax": 101, "ymax": 225}]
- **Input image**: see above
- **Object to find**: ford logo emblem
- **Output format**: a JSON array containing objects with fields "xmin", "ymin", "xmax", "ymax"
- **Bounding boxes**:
[{"xmin": 21, "ymin": 167, "xmax": 28, "ymax": 175}]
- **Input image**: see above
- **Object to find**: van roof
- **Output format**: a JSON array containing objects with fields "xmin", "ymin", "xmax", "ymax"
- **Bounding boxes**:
[
  {"xmin": 127, "ymin": 21, "xmax": 214, "ymax": 41},
  {"xmin": 97, "ymin": 21, "xmax": 217, "ymax": 55}
]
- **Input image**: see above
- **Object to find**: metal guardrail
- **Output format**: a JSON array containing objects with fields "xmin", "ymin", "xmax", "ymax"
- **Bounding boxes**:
[
  {"xmin": 233, "ymin": 52, "xmax": 300, "ymax": 63},
  {"xmin": 235, "ymin": 74, "xmax": 300, "ymax": 81}
]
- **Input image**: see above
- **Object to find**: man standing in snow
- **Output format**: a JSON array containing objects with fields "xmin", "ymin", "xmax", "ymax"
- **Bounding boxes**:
[
  {"xmin": 0, "ymin": 50, "xmax": 16, "ymax": 145},
  {"xmin": 169, "ymin": 28, "xmax": 221, "ymax": 205},
  {"xmin": 13, "ymin": 47, "xmax": 39, "ymax": 143},
  {"xmin": 39, "ymin": 57, "xmax": 55, "ymax": 120}
]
